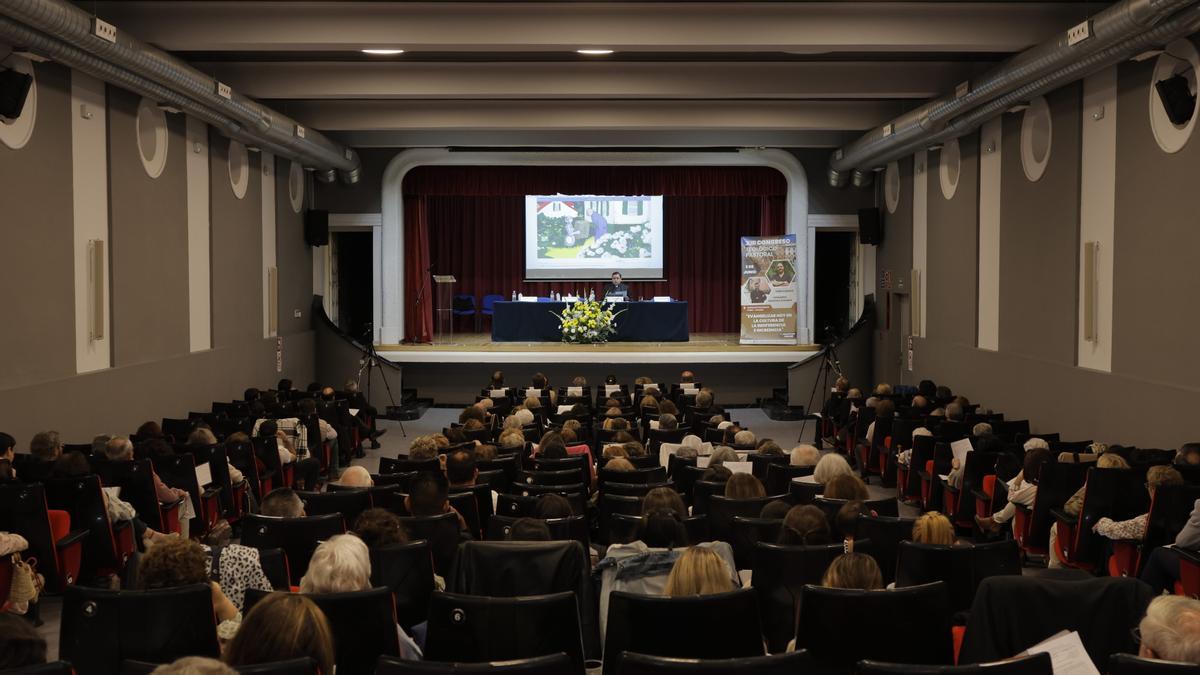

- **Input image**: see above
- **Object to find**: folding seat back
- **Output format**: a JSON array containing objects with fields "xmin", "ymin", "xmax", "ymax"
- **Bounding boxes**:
[
  {"xmin": 448, "ymin": 540, "xmax": 596, "ymax": 656},
  {"xmin": 855, "ymin": 515, "xmax": 916, "ymax": 586},
  {"xmin": 256, "ymin": 548, "xmax": 292, "ymax": 589},
  {"xmin": 599, "ymin": 466, "xmax": 666, "ymax": 488},
  {"xmin": 813, "ymin": 497, "xmax": 899, "ymax": 524},
  {"xmin": 60, "ymin": 583, "xmax": 219, "ymax": 675},
  {"xmin": 746, "ymin": 453, "xmax": 790, "ymax": 481},
  {"xmin": 1119, "ymin": 483, "xmax": 1200, "ymax": 576},
  {"xmin": 690, "ymin": 480, "xmax": 728, "ymax": 516},
  {"xmin": 160, "ymin": 418, "xmax": 196, "ymax": 444},
  {"xmin": 43, "ymin": 476, "xmax": 134, "ymax": 582},
  {"xmin": 226, "ymin": 441, "xmax": 269, "ymax": 502},
  {"xmin": 0, "ymin": 481, "xmax": 87, "ymax": 591},
  {"xmin": 509, "ymin": 484, "xmax": 588, "ymax": 507},
  {"xmin": 381, "ymin": 456, "xmax": 442, "ymax": 475},
  {"xmin": 531, "ymin": 456, "xmax": 590, "ymax": 491},
  {"xmin": 707, "ymin": 495, "xmax": 781, "ymax": 546},
  {"xmin": 857, "ymin": 653, "xmax": 1053, "ymax": 674},
  {"xmin": 451, "ymin": 483, "xmax": 496, "ymax": 532},
  {"xmin": 477, "ymin": 456, "xmax": 518, "ymax": 491},
  {"xmin": 240, "ymin": 513, "xmax": 346, "ymax": 585},
  {"xmin": 1062, "ymin": 468, "xmax": 1147, "ymax": 570},
  {"xmin": 950, "ymin": 452, "xmax": 1000, "ymax": 528},
  {"xmin": 1022, "ymin": 462, "xmax": 1089, "ymax": 555},
  {"xmin": 787, "ymin": 478, "xmax": 822, "ymax": 505},
  {"xmin": 91, "ymin": 458, "xmax": 184, "ymax": 534},
  {"xmin": 4, "ymin": 663, "xmax": 76, "ymax": 675},
  {"xmin": 377, "ymin": 653, "xmax": 573, "ymax": 674},
  {"xmin": 293, "ymin": 488, "xmax": 370, "ymax": 529},
  {"xmin": 518, "ymin": 468, "xmax": 581, "ymax": 487},
  {"xmin": 1107, "ymin": 653, "xmax": 1200, "ymax": 674},
  {"xmin": 797, "ymin": 582, "xmax": 953, "ymax": 672},
  {"xmin": 608, "ymin": 514, "xmax": 709, "ymax": 546},
  {"xmin": 153, "ymin": 452, "xmax": 221, "ymax": 535},
  {"xmin": 602, "ymin": 481, "xmax": 671, "ymax": 498},
  {"xmin": 603, "ymin": 588, "xmax": 763, "ymax": 675},
  {"xmin": 255, "ymin": 436, "xmax": 293, "ymax": 489},
  {"xmin": 895, "ymin": 540, "xmax": 1021, "ymax": 612},
  {"xmin": 616, "ymin": 651, "xmax": 812, "ymax": 674},
  {"xmin": 764, "ymin": 463, "xmax": 813, "ymax": 497},
  {"xmin": 674, "ymin": 465, "xmax": 707, "ymax": 504},
  {"xmin": 992, "ymin": 420, "xmax": 1030, "ymax": 443},
  {"xmin": 729, "ymin": 516, "xmax": 782, "ymax": 571},
  {"xmin": 645, "ymin": 428, "xmax": 687, "ymax": 453},
  {"xmin": 600, "ymin": 493, "xmax": 644, "ymax": 545},
  {"xmin": 751, "ymin": 541, "xmax": 870, "ymax": 653},
  {"xmin": 447, "ymin": 492, "xmax": 483, "ymax": 539},
  {"xmin": 904, "ymin": 435, "xmax": 936, "ymax": 501},
  {"xmin": 424, "ymin": 591, "xmax": 586, "ymax": 674},
  {"xmin": 397, "ymin": 511, "xmax": 464, "ymax": 576},
  {"xmin": 13, "ymin": 454, "xmax": 54, "ymax": 484},
  {"xmin": 245, "ymin": 587, "xmax": 400, "ymax": 675}
]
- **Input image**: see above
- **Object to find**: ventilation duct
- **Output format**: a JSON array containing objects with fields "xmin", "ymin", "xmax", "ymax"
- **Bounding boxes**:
[
  {"xmin": 829, "ymin": 0, "xmax": 1200, "ymax": 184},
  {"xmin": 0, "ymin": 0, "xmax": 360, "ymax": 183}
]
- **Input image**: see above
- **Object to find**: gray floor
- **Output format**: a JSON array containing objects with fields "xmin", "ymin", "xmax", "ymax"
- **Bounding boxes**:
[{"xmin": 31, "ymin": 408, "xmax": 930, "ymax": 660}]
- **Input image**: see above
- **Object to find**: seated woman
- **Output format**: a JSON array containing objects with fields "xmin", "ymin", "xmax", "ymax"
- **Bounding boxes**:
[
  {"xmin": 777, "ymin": 505, "xmax": 832, "ymax": 546},
  {"xmin": 822, "ymin": 473, "xmax": 869, "ymax": 501},
  {"xmin": 975, "ymin": 442, "xmax": 1053, "ymax": 535},
  {"xmin": 223, "ymin": 593, "xmax": 334, "ymax": 675},
  {"xmin": 821, "ymin": 552, "xmax": 883, "ymax": 590},
  {"xmin": 138, "ymin": 537, "xmax": 240, "ymax": 640},
  {"xmin": 1047, "ymin": 453, "xmax": 1132, "ymax": 568},
  {"xmin": 51, "ymin": 450, "xmax": 173, "ymax": 550},
  {"xmin": 663, "ymin": 546, "xmax": 737, "ymax": 597},
  {"xmin": 724, "ymin": 473, "xmax": 766, "ymax": 499},
  {"xmin": 301, "ymin": 534, "xmax": 423, "ymax": 660},
  {"xmin": 912, "ymin": 512, "xmax": 956, "ymax": 546},
  {"xmin": 796, "ymin": 453, "xmax": 854, "ymax": 485},
  {"xmin": 1093, "ymin": 465, "xmax": 1184, "ymax": 541}
]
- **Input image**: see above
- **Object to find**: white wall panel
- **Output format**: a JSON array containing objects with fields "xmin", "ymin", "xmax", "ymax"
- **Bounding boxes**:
[
  {"xmin": 71, "ymin": 72, "xmax": 111, "ymax": 373},
  {"xmin": 977, "ymin": 118, "xmax": 1002, "ymax": 351},
  {"xmin": 1078, "ymin": 68, "xmax": 1116, "ymax": 372},
  {"xmin": 185, "ymin": 116, "xmax": 212, "ymax": 351}
]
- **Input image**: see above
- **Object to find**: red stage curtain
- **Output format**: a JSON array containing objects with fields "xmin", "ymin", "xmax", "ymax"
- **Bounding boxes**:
[
  {"xmin": 402, "ymin": 166, "xmax": 787, "ymax": 340},
  {"xmin": 403, "ymin": 195, "xmax": 434, "ymax": 343}
]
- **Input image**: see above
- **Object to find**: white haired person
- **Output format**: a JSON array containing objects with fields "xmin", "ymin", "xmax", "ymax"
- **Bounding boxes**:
[
  {"xmin": 1137, "ymin": 595, "xmax": 1200, "ymax": 664},
  {"xmin": 300, "ymin": 534, "xmax": 423, "ymax": 660},
  {"xmin": 790, "ymin": 444, "xmax": 820, "ymax": 468},
  {"xmin": 796, "ymin": 452, "xmax": 854, "ymax": 485}
]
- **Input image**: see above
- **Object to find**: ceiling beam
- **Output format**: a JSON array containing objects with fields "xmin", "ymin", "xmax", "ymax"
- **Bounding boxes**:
[
  {"xmin": 90, "ymin": 2, "xmax": 1103, "ymax": 54},
  {"xmin": 195, "ymin": 60, "xmax": 990, "ymax": 100},
  {"xmin": 272, "ymin": 98, "xmax": 902, "ymax": 132}
]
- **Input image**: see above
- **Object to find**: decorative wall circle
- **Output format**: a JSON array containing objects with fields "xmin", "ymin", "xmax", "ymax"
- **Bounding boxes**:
[
  {"xmin": 288, "ymin": 160, "xmax": 305, "ymax": 213},
  {"xmin": 1149, "ymin": 38, "xmax": 1200, "ymax": 154},
  {"xmin": 0, "ymin": 56, "xmax": 37, "ymax": 150},
  {"xmin": 883, "ymin": 161, "xmax": 901, "ymax": 214},
  {"xmin": 1020, "ymin": 96, "xmax": 1052, "ymax": 182},
  {"xmin": 135, "ymin": 98, "xmax": 168, "ymax": 178},
  {"xmin": 938, "ymin": 138, "xmax": 961, "ymax": 200},
  {"xmin": 228, "ymin": 139, "xmax": 249, "ymax": 199}
]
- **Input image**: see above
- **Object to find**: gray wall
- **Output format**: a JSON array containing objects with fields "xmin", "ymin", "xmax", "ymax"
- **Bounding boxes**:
[
  {"xmin": 874, "ymin": 58, "xmax": 1200, "ymax": 448},
  {"xmin": 0, "ymin": 62, "xmax": 316, "ymax": 444},
  {"xmin": 0, "ymin": 62, "xmax": 76, "ymax": 390},
  {"xmin": 874, "ymin": 157, "xmax": 914, "ymax": 387}
]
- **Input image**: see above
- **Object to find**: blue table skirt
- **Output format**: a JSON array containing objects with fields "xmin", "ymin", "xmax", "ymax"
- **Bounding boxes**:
[{"xmin": 491, "ymin": 301, "xmax": 689, "ymax": 342}]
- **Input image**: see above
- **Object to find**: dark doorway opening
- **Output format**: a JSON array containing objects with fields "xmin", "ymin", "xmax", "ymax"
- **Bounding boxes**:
[
  {"xmin": 334, "ymin": 232, "xmax": 373, "ymax": 341},
  {"xmin": 813, "ymin": 231, "xmax": 856, "ymax": 345}
]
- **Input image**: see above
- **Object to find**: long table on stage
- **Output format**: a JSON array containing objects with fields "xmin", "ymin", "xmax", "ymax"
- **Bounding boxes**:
[{"xmin": 491, "ymin": 300, "xmax": 689, "ymax": 342}]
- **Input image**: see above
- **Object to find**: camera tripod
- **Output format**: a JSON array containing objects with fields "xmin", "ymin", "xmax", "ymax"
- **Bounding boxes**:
[
  {"xmin": 797, "ymin": 342, "xmax": 844, "ymax": 446},
  {"xmin": 356, "ymin": 333, "xmax": 406, "ymax": 437}
]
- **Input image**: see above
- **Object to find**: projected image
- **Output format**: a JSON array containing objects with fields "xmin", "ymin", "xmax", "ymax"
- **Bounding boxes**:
[{"xmin": 525, "ymin": 195, "xmax": 665, "ymax": 280}]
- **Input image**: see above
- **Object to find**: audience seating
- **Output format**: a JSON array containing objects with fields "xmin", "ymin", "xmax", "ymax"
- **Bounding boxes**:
[
  {"xmin": 295, "ymin": 489, "xmax": 373, "ymax": 529},
  {"xmin": 190, "ymin": 444, "xmax": 248, "ymax": 521},
  {"xmin": 1110, "ymin": 483, "xmax": 1200, "ymax": 577},
  {"xmin": 857, "ymin": 653, "xmax": 1053, "ymax": 674},
  {"xmin": 617, "ymin": 651, "xmax": 812, "ymax": 674},
  {"xmin": 787, "ymin": 478, "xmax": 822, "ymax": 505},
  {"xmin": 245, "ymin": 587, "xmax": 400, "ymax": 675},
  {"xmin": 377, "ymin": 653, "xmax": 573, "ymax": 674},
  {"xmin": 0, "ymin": 481, "xmax": 87, "ymax": 591},
  {"xmin": 602, "ymin": 589, "xmax": 764, "ymax": 675},
  {"xmin": 60, "ymin": 583, "xmax": 220, "ymax": 675},
  {"xmin": 729, "ymin": 516, "xmax": 783, "ymax": 570},
  {"xmin": 5, "ymin": 663, "xmax": 76, "ymax": 675},
  {"xmin": 1052, "ymin": 467, "xmax": 1148, "ymax": 572},
  {"xmin": 424, "ymin": 591, "xmax": 586, "ymax": 675},
  {"xmin": 796, "ymin": 582, "xmax": 953, "ymax": 673},
  {"xmin": 122, "ymin": 659, "xmax": 319, "ymax": 674},
  {"xmin": 894, "ymin": 540, "xmax": 1021, "ymax": 612},
  {"xmin": 257, "ymin": 548, "xmax": 292, "ymax": 590},
  {"xmin": 764, "ymin": 463, "xmax": 813, "ymax": 496},
  {"xmin": 90, "ymin": 458, "xmax": 184, "ymax": 535},
  {"xmin": 854, "ymin": 515, "xmax": 915, "ymax": 586},
  {"xmin": 397, "ymin": 512, "xmax": 464, "ymax": 576},
  {"xmin": 707, "ymin": 495, "xmax": 782, "ymax": 548},
  {"xmin": 487, "ymin": 514, "xmax": 590, "ymax": 550},
  {"xmin": 152, "ymin": 452, "xmax": 222, "ymax": 536},
  {"xmin": 1107, "ymin": 654, "xmax": 1200, "ymax": 674},
  {"xmin": 240, "ymin": 513, "xmax": 346, "ymax": 585},
  {"xmin": 371, "ymin": 541, "xmax": 436, "ymax": 630},
  {"xmin": 43, "ymin": 475, "xmax": 137, "ymax": 582}
]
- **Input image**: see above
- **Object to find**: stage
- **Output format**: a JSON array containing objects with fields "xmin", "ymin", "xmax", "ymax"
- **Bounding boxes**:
[{"xmin": 374, "ymin": 332, "xmax": 819, "ymax": 364}]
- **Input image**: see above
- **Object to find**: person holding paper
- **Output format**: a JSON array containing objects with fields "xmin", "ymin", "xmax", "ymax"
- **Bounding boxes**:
[
  {"xmin": 600, "ymin": 271, "xmax": 630, "ymax": 299},
  {"xmin": 975, "ymin": 440, "xmax": 1053, "ymax": 536}
]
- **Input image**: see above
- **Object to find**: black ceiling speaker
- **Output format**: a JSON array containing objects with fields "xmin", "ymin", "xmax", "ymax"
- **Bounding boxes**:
[
  {"xmin": 858, "ymin": 207, "xmax": 883, "ymax": 246},
  {"xmin": 304, "ymin": 209, "xmax": 330, "ymax": 247},
  {"xmin": 0, "ymin": 68, "xmax": 34, "ymax": 121},
  {"xmin": 1156, "ymin": 71, "xmax": 1196, "ymax": 126}
]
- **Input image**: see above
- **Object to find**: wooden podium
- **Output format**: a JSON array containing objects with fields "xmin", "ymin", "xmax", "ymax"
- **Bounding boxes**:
[{"xmin": 432, "ymin": 275, "xmax": 456, "ymax": 344}]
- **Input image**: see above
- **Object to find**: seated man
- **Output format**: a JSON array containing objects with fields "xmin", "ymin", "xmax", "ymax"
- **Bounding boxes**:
[
  {"xmin": 601, "ymin": 271, "xmax": 630, "ymax": 299},
  {"xmin": 1138, "ymin": 595, "xmax": 1200, "ymax": 663},
  {"xmin": 260, "ymin": 487, "xmax": 306, "ymax": 518},
  {"xmin": 405, "ymin": 472, "xmax": 473, "ymax": 541}
]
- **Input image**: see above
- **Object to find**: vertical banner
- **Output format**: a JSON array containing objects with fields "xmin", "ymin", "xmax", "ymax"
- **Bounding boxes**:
[{"xmin": 739, "ymin": 234, "xmax": 798, "ymax": 344}]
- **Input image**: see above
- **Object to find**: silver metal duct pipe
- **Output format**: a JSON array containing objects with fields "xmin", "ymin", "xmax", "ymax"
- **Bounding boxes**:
[
  {"xmin": 0, "ymin": 0, "xmax": 360, "ymax": 183},
  {"xmin": 829, "ymin": 0, "xmax": 1199, "ymax": 182}
]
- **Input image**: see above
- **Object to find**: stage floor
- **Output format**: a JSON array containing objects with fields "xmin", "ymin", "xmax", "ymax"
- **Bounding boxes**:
[{"xmin": 375, "ymin": 332, "xmax": 819, "ymax": 364}]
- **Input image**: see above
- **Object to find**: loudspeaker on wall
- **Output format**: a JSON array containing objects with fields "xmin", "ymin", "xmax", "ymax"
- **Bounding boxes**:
[
  {"xmin": 0, "ymin": 68, "xmax": 34, "ymax": 120},
  {"xmin": 304, "ymin": 210, "xmax": 330, "ymax": 247}
]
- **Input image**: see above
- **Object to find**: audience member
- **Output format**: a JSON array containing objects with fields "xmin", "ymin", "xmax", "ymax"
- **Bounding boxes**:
[
  {"xmin": 777, "ymin": 505, "xmax": 831, "ymax": 546},
  {"xmin": 507, "ymin": 517, "xmax": 552, "ymax": 542},
  {"xmin": 139, "ymin": 537, "xmax": 240, "ymax": 636},
  {"xmin": 29, "ymin": 431, "xmax": 62, "ymax": 463},
  {"xmin": 658, "ymin": 413, "xmax": 679, "ymax": 431},
  {"xmin": 642, "ymin": 487, "xmax": 687, "ymax": 520},
  {"xmin": 153, "ymin": 657, "xmax": 237, "ymax": 675},
  {"xmin": 761, "ymin": 499, "xmax": 792, "ymax": 520},
  {"xmin": 535, "ymin": 493, "xmax": 574, "ymax": 519},
  {"xmin": 811, "ymin": 453, "xmax": 854, "ymax": 485},
  {"xmin": 821, "ymin": 553, "xmax": 883, "ymax": 590},
  {"xmin": 406, "ymin": 472, "xmax": 473, "ymax": 539},
  {"xmin": 1176, "ymin": 443, "xmax": 1200, "ymax": 466},
  {"xmin": 835, "ymin": 501, "xmax": 864, "ymax": 550},
  {"xmin": 1093, "ymin": 465, "xmax": 1183, "ymax": 541},
  {"xmin": 1141, "ymin": 496, "xmax": 1200, "ymax": 594},
  {"xmin": 823, "ymin": 473, "xmax": 869, "ymax": 501},
  {"xmin": 445, "ymin": 448, "xmax": 478, "ymax": 489},
  {"xmin": 605, "ymin": 457, "xmax": 635, "ymax": 472},
  {"xmin": 976, "ymin": 441, "xmax": 1053, "ymax": 535},
  {"xmin": 337, "ymin": 465, "xmax": 374, "ymax": 488},
  {"xmin": 790, "ymin": 444, "xmax": 820, "ymax": 467},
  {"xmin": 223, "ymin": 593, "xmax": 335, "ymax": 675},
  {"xmin": 353, "ymin": 508, "xmax": 409, "ymax": 549},
  {"xmin": 662, "ymin": 547, "xmax": 735, "ymax": 597},
  {"xmin": 912, "ymin": 512, "xmax": 956, "ymax": 546},
  {"xmin": 707, "ymin": 446, "xmax": 740, "ymax": 466},
  {"xmin": 724, "ymin": 473, "xmax": 766, "ymax": 499},
  {"xmin": 105, "ymin": 436, "xmax": 195, "ymax": 539},
  {"xmin": 407, "ymin": 435, "xmax": 441, "ymax": 461},
  {"xmin": 1137, "ymin": 595, "xmax": 1200, "ymax": 664},
  {"xmin": 260, "ymin": 488, "xmax": 306, "ymax": 518}
]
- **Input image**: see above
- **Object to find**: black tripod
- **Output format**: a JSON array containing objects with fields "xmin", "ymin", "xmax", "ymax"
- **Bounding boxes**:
[
  {"xmin": 797, "ymin": 342, "xmax": 844, "ymax": 446},
  {"xmin": 356, "ymin": 333, "xmax": 406, "ymax": 437}
]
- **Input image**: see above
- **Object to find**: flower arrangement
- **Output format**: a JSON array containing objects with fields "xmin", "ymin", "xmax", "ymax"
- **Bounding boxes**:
[
  {"xmin": 577, "ymin": 225, "xmax": 652, "ymax": 260},
  {"xmin": 551, "ymin": 299, "xmax": 625, "ymax": 344}
]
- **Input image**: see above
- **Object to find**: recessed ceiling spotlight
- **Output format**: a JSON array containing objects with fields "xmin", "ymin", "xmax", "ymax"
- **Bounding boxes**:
[
  {"xmin": 577, "ymin": 49, "xmax": 614, "ymax": 56},
  {"xmin": 362, "ymin": 49, "xmax": 405, "ymax": 55}
]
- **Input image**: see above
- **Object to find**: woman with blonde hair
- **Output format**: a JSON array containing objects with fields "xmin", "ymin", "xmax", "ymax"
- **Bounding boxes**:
[
  {"xmin": 662, "ymin": 547, "xmax": 736, "ymax": 597},
  {"xmin": 912, "ymin": 512, "xmax": 956, "ymax": 546},
  {"xmin": 724, "ymin": 473, "xmax": 767, "ymax": 499},
  {"xmin": 821, "ymin": 552, "xmax": 883, "ymax": 590},
  {"xmin": 223, "ymin": 594, "xmax": 335, "ymax": 675}
]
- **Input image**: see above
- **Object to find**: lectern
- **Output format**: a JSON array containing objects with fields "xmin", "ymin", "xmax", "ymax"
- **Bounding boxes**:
[{"xmin": 432, "ymin": 275, "xmax": 456, "ymax": 344}]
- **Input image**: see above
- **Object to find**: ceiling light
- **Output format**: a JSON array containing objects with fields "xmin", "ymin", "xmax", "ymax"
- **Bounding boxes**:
[
  {"xmin": 577, "ymin": 49, "xmax": 614, "ymax": 56},
  {"xmin": 362, "ymin": 49, "xmax": 405, "ymax": 55}
]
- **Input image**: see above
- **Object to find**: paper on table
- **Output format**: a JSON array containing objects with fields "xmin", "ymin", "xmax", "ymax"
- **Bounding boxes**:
[
  {"xmin": 557, "ymin": 405, "xmax": 575, "ymax": 415},
  {"xmin": 605, "ymin": 384, "xmax": 622, "ymax": 395},
  {"xmin": 951, "ymin": 438, "xmax": 974, "ymax": 466},
  {"xmin": 1022, "ymin": 630, "xmax": 1100, "ymax": 675},
  {"xmin": 348, "ymin": 408, "xmax": 360, "ymax": 417},
  {"xmin": 652, "ymin": 296, "xmax": 672, "ymax": 302},
  {"xmin": 697, "ymin": 456, "xmax": 711, "ymax": 468},
  {"xmin": 725, "ymin": 461, "xmax": 753, "ymax": 475},
  {"xmin": 518, "ymin": 295, "xmax": 540, "ymax": 302},
  {"xmin": 490, "ymin": 389, "xmax": 507, "ymax": 398},
  {"xmin": 567, "ymin": 386, "xmax": 583, "ymax": 396},
  {"xmin": 562, "ymin": 295, "xmax": 579, "ymax": 302},
  {"xmin": 526, "ymin": 388, "xmax": 541, "ymax": 398},
  {"xmin": 195, "ymin": 462, "xmax": 212, "ymax": 488}
]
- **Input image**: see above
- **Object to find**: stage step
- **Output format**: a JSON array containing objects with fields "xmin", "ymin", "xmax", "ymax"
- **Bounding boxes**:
[
  {"xmin": 385, "ymin": 389, "xmax": 432, "ymax": 421},
  {"xmin": 759, "ymin": 388, "xmax": 805, "ymax": 421}
]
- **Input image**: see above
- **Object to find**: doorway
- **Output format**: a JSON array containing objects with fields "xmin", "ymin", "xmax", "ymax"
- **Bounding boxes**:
[
  {"xmin": 813, "ymin": 231, "xmax": 856, "ymax": 344},
  {"xmin": 333, "ymin": 231, "xmax": 373, "ymax": 342}
]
